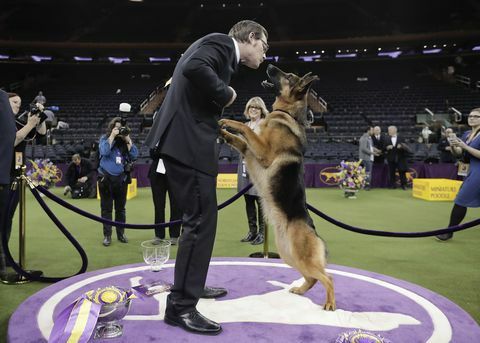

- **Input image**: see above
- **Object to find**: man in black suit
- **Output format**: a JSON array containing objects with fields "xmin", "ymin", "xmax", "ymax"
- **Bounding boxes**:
[
  {"xmin": 385, "ymin": 125, "xmax": 411, "ymax": 189},
  {"xmin": 372, "ymin": 126, "xmax": 386, "ymax": 164},
  {"xmin": 145, "ymin": 20, "xmax": 268, "ymax": 335},
  {"xmin": 64, "ymin": 154, "xmax": 95, "ymax": 198}
]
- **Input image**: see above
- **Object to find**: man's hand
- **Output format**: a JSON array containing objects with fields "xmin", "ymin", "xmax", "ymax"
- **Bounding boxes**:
[
  {"xmin": 78, "ymin": 176, "xmax": 88, "ymax": 183},
  {"xmin": 224, "ymin": 87, "xmax": 237, "ymax": 108},
  {"xmin": 386, "ymin": 145, "xmax": 393, "ymax": 150},
  {"xmin": 27, "ymin": 113, "xmax": 41, "ymax": 128},
  {"xmin": 35, "ymin": 103, "xmax": 45, "ymax": 112}
]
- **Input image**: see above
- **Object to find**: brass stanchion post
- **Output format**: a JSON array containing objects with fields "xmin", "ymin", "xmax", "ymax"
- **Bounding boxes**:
[
  {"xmin": 249, "ymin": 224, "xmax": 279, "ymax": 259},
  {"xmin": 19, "ymin": 165, "xmax": 27, "ymax": 271},
  {"xmin": 2, "ymin": 165, "xmax": 42, "ymax": 284}
]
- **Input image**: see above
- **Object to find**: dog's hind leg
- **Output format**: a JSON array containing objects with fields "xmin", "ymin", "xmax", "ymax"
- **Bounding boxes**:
[
  {"xmin": 289, "ymin": 276, "xmax": 316, "ymax": 295},
  {"xmin": 313, "ymin": 272, "xmax": 336, "ymax": 311}
]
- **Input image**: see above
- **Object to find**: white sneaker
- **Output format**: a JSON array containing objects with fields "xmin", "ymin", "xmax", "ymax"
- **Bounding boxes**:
[
  {"xmin": 63, "ymin": 186, "xmax": 72, "ymax": 196},
  {"xmin": 170, "ymin": 237, "xmax": 179, "ymax": 245}
]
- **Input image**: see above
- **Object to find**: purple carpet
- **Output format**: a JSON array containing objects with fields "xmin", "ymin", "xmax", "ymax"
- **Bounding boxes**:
[{"xmin": 8, "ymin": 258, "xmax": 479, "ymax": 342}]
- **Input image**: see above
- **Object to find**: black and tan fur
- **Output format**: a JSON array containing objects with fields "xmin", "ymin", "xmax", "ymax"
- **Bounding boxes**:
[{"xmin": 219, "ymin": 64, "xmax": 335, "ymax": 311}]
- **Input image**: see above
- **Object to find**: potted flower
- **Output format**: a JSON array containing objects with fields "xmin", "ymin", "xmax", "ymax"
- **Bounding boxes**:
[
  {"xmin": 338, "ymin": 160, "xmax": 366, "ymax": 198},
  {"xmin": 26, "ymin": 159, "xmax": 62, "ymax": 189}
]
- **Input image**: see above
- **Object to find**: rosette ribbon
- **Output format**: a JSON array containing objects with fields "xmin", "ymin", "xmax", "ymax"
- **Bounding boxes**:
[{"xmin": 48, "ymin": 286, "xmax": 136, "ymax": 343}]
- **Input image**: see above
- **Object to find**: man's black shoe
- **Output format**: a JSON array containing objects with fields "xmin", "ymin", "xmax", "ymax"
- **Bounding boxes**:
[
  {"xmin": 103, "ymin": 236, "xmax": 111, "ymax": 246},
  {"xmin": 201, "ymin": 286, "xmax": 228, "ymax": 299},
  {"xmin": 118, "ymin": 234, "xmax": 128, "ymax": 243},
  {"xmin": 240, "ymin": 232, "xmax": 256, "ymax": 242},
  {"xmin": 164, "ymin": 310, "xmax": 222, "ymax": 335},
  {"xmin": 436, "ymin": 233, "xmax": 454, "ymax": 241}
]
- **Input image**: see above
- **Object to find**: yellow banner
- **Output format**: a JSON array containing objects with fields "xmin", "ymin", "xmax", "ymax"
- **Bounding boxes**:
[
  {"xmin": 216, "ymin": 173, "xmax": 238, "ymax": 189},
  {"xmin": 412, "ymin": 178, "xmax": 462, "ymax": 201}
]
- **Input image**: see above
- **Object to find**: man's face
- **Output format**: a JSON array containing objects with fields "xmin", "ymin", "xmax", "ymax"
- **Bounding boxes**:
[
  {"xmin": 241, "ymin": 32, "xmax": 267, "ymax": 69},
  {"xmin": 73, "ymin": 158, "xmax": 81, "ymax": 166},
  {"xmin": 373, "ymin": 127, "xmax": 381, "ymax": 136},
  {"xmin": 9, "ymin": 96, "xmax": 21, "ymax": 115},
  {"xmin": 388, "ymin": 127, "xmax": 397, "ymax": 136},
  {"xmin": 445, "ymin": 128, "xmax": 453, "ymax": 136}
]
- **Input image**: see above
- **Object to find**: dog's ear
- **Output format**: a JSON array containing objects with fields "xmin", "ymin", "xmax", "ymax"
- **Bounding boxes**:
[{"xmin": 296, "ymin": 73, "xmax": 319, "ymax": 97}]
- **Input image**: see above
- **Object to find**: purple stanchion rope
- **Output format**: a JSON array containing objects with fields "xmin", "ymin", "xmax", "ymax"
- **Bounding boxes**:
[
  {"xmin": 306, "ymin": 203, "xmax": 480, "ymax": 237},
  {"xmin": 36, "ymin": 183, "xmax": 253, "ymax": 229},
  {"xmin": 1, "ymin": 187, "xmax": 88, "ymax": 282}
]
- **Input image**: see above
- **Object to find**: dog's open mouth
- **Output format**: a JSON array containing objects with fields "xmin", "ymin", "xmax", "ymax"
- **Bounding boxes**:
[{"xmin": 261, "ymin": 80, "xmax": 275, "ymax": 89}]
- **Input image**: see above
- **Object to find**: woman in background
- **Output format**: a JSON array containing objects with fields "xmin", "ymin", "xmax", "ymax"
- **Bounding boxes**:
[{"xmin": 237, "ymin": 97, "xmax": 268, "ymax": 245}]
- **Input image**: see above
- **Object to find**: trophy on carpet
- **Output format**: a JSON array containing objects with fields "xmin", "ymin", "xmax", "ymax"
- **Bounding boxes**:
[{"xmin": 91, "ymin": 287, "xmax": 133, "ymax": 339}]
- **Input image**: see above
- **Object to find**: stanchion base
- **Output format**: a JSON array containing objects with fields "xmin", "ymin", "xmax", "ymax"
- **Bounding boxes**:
[
  {"xmin": 249, "ymin": 252, "xmax": 280, "ymax": 259},
  {"xmin": 0, "ymin": 270, "xmax": 43, "ymax": 285}
]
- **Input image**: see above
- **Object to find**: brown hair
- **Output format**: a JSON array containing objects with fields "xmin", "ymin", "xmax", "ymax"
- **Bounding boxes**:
[
  {"xmin": 244, "ymin": 97, "xmax": 268, "ymax": 119},
  {"xmin": 105, "ymin": 117, "xmax": 123, "ymax": 136},
  {"xmin": 467, "ymin": 108, "xmax": 480, "ymax": 143},
  {"xmin": 7, "ymin": 92, "xmax": 19, "ymax": 98},
  {"xmin": 228, "ymin": 20, "xmax": 268, "ymax": 43}
]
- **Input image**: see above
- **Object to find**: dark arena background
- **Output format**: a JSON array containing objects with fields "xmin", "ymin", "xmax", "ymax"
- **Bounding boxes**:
[{"xmin": 1, "ymin": 1, "xmax": 479, "ymax": 342}]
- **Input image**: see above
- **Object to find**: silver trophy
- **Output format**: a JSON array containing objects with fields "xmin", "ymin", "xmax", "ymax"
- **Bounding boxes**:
[{"xmin": 94, "ymin": 288, "xmax": 132, "ymax": 339}]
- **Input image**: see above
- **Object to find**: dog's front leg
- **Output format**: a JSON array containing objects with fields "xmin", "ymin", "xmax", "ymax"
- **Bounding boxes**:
[
  {"xmin": 219, "ymin": 119, "xmax": 271, "ymax": 167},
  {"xmin": 219, "ymin": 128, "xmax": 248, "ymax": 154}
]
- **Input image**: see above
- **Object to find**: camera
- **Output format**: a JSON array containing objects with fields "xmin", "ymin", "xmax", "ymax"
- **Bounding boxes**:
[{"xmin": 118, "ymin": 126, "xmax": 131, "ymax": 136}]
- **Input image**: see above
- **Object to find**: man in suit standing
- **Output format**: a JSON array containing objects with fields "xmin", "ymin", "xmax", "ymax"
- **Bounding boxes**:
[
  {"xmin": 358, "ymin": 126, "xmax": 375, "ymax": 190},
  {"xmin": 145, "ymin": 20, "xmax": 268, "ymax": 335},
  {"xmin": 385, "ymin": 126, "xmax": 411, "ymax": 189},
  {"xmin": 372, "ymin": 126, "xmax": 385, "ymax": 164}
]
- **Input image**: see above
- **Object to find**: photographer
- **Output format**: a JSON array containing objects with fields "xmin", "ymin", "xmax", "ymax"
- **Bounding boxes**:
[
  {"xmin": 64, "ymin": 154, "xmax": 95, "ymax": 199},
  {"xmin": 98, "ymin": 117, "xmax": 138, "ymax": 246},
  {"xmin": 0, "ymin": 93, "xmax": 45, "ymax": 281}
]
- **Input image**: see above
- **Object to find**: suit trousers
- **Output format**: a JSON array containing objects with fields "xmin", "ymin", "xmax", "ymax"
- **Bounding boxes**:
[
  {"xmin": 149, "ymin": 172, "xmax": 182, "ymax": 239},
  {"xmin": 362, "ymin": 160, "xmax": 373, "ymax": 186},
  {"xmin": 163, "ymin": 156, "xmax": 218, "ymax": 315},
  {"xmin": 387, "ymin": 161, "xmax": 407, "ymax": 187},
  {"xmin": 244, "ymin": 194, "xmax": 265, "ymax": 235},
  {"xmin": 0, "ymin": 184, "xmax": 15, "ymax": 271},
  {"xmin": 98, "ymin": 174, "xmax": 127, "ymax": 238}
]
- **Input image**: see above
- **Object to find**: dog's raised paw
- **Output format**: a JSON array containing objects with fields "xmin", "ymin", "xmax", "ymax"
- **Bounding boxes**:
[{"xmin": 289, "ymin": 287, "xmax": 305, "ymax": 295}]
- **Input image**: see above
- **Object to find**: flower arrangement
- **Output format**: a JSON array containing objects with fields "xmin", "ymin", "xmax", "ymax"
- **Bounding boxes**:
[
  {"xmin": 338, "ymin": 160, "xmax": 366, "ymax": 197},
  {"xmin": 26, "ymin": 159, "xmax": 62, "ymax": 188}
]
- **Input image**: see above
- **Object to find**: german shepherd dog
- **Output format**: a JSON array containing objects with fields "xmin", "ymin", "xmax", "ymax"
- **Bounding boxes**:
[{"xmin": 219, "ymin": 64, "xmax": 336, "ymax": 311}]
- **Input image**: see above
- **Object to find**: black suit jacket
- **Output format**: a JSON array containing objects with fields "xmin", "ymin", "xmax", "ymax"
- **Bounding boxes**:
[
  {"xmin": 66, "ymin": 159, "xmax": 94, "ymax": 187},
  {"xmin": 384, "ymin": 136, "xmax": 410, "ymax": 171},
  {"xmin": 145, "ymin": 33, "xmax": 238, "ymax": 176},
  {"xmin": 372, "ymin": 134, "xmax": 386, "ymax": 164}
]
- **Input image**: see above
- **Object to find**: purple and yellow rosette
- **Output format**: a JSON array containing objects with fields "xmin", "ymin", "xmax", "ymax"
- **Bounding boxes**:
[
  {"xmin": 48, "ymin": 286, "xmax": 136, "ymax": 343},
  {"xmin": 335, "ymin": 329, "xmax": 392, "ymax": 343}
]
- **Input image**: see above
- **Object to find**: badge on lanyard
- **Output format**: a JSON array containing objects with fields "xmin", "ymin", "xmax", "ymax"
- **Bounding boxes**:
[
  {"xmin": 15, "ymin": 152, "xmax": 23, "ymax": 167},
  {"xmin": 242, "ymin": 160, "xmax": 247, "ymax": 177},
  {"xmin": 116, "ymin": 155, "xmax": 122, "ymax": 165}
]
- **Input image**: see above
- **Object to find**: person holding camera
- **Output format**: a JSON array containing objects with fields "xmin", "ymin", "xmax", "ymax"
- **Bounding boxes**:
[
  {"xmin": 0, "ymin": 92, "xmax": 45, "ymax": 282},
  {"xmin": 98, "ymin": 117, "xmax": 138, "ymax": 246},
  {"xmin": 64, "ymin": 154, "xmax": 95, "ymax": 199},
  {"xmin": 437, "ymin": 108, "xmax": 480, "ymax": 241}
]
